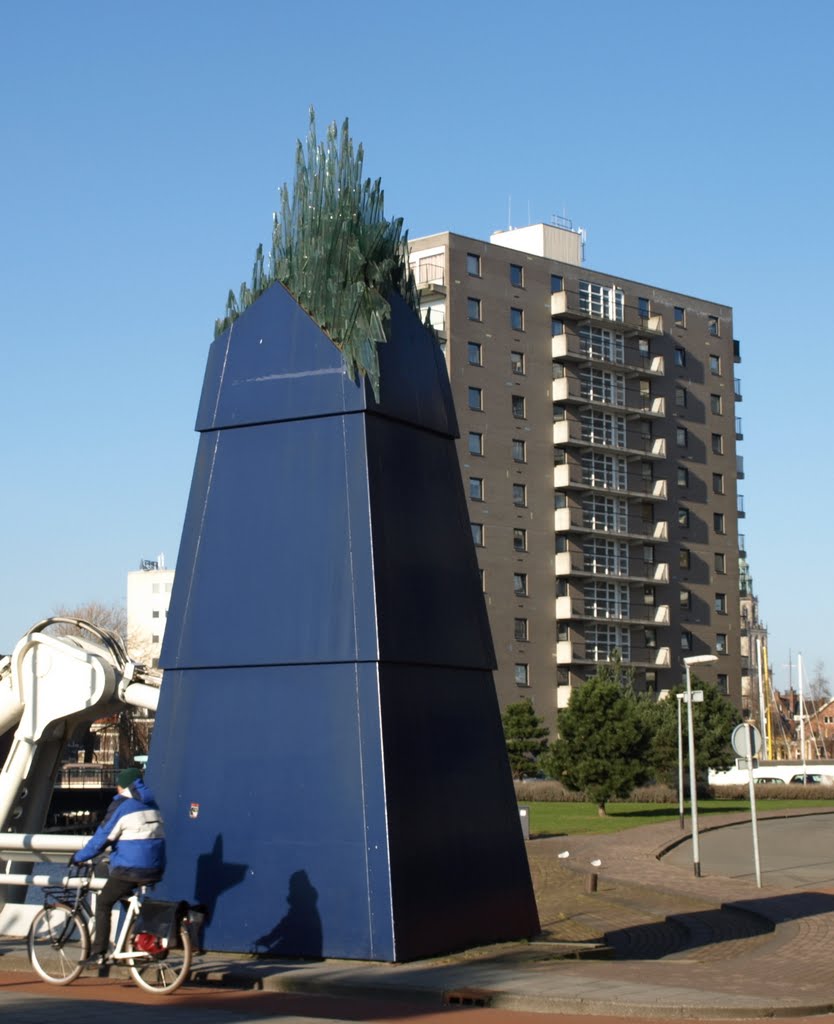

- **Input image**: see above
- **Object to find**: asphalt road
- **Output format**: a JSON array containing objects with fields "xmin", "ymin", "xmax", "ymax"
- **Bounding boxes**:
[{"xmin": 662, "ymin": 814, "xmax": 834, "ymax": 886}]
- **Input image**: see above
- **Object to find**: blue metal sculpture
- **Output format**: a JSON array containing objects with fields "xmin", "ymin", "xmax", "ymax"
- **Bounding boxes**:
[{"xmin": 148, "ymin": 115, "xmax": 539, "ymax": 959}]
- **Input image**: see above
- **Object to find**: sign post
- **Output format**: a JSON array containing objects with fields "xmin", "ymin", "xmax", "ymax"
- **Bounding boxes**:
[{"xmin": 731, "ymin": 723, "xmax": 763, "ymax": 888}]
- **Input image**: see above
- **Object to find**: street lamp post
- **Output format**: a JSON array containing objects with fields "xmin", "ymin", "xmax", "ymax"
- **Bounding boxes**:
[
  {"xmin": 683, "ymin": 654, "xmax": 718, "ymax": 877},
  {"xmin": 676, "ymin": 693, "xmax": 685, "ymax": 830}
]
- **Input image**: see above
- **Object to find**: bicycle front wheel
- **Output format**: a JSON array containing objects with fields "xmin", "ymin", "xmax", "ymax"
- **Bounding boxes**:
[
  {"xmin": 28, "ymin": 903, "xmax": 90, "ymax": 985},
  {"xmin": 127, "ymin": 920, "xmax": 192, "ymax": 994}
]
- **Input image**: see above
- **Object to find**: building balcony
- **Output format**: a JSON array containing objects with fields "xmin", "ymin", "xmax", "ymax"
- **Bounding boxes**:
[
  {"xmin": 552, "ymin": 334, "xmax": 666, "ymax": 377},
  {"xmin": 555, "ymin": 597, "xmax": 671, "ymax": 625},
  {"xmin": 738, "ymin": 494, "xmax": 746, "ymax": 518},
  {"xmin": 553, "ymin": 508, "xmax": 669, "ymax": 541},
  {"xmin": 734, "ymin": 377, "xmax": 743, "ymax": 401},
  {"xmin": 556, "ymin": 641, "xmax": 670, "ymax": 668},
  {"xmin": 419, "ymin": 304, "xmax": 446, "ymax": 334},
  {"xmin": 552, "ymin": 420, "xmax": 667, "ymax": 460},
  {"xmin": 737, "ymin": 455, "xmax": 745, "ymax": 479},
  {"xmin": 551, "ymin": 291, "xmax": 664, "ymax": 335},
  {"xmin": 412, "ymin": 259, "xmax": 446, "ymax": 296},
  {"xmin": 554, "ymin": 556, "xmax": 670, "ymax": 584},
  {"xmin": 551, "ymin": 378, "xmax": 666, "ymax": 419},
  {"xmin": 553, "ymin": 461, "xmax": 667, "ymax": 501},
  {"xmin": 735, "ymin": 417, "xmax": 743, "ymax": 440}
]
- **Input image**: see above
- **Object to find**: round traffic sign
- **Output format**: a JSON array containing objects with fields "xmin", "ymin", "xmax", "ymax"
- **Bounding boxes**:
[{"xmin": 731, "ymin": 722, "xmax": 762, "ymax": 758}]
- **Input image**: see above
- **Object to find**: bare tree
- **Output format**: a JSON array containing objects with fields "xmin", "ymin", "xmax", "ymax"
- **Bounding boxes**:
[
  {"xmin": 47, "ymin": 600, "xmax": 127, "ymax": 639},
  {"xmin": 810, "ymin": 661, "xmax": 831, "ymax": 703},
  {"xmin": 46, "ymin": 601, "xmax": 152, "ymax": 769}
]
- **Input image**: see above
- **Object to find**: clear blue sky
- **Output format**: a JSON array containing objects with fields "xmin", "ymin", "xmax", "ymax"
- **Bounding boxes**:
[{"xmin": 2, "ymin": 1, "xmax": 831, "ymax": 693}]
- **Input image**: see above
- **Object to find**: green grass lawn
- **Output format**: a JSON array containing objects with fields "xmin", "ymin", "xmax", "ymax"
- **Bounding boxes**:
[{"xmin": 523, "ymin": 798, "xmax": 833, "ymax": 837}]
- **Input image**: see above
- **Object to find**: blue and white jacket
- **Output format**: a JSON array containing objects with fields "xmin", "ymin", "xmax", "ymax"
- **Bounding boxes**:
[{"xmin": 74, "ymin": 777, "xmax": 166, "ymax": 884}]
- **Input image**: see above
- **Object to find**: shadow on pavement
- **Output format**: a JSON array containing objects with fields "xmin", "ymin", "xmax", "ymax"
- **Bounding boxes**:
[{"xmin": 604, "ymin": 890, "xmax": 834, "ymax": 960}]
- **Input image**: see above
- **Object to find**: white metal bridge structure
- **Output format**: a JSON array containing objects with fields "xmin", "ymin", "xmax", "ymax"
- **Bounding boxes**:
[{"xmin": 0, "ymin": 618, "xmax": 160, "ymax": 934}]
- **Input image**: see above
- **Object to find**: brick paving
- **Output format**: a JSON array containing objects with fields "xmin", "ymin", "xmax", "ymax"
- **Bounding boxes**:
[{"xmin": 4, "ymin": 808, "xmax": 834, "ymax": 1018}]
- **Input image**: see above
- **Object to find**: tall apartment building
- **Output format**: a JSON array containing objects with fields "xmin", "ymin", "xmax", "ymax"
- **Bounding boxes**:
[
  {"xmin": 126, "ymin": 556, "xmax": 174, "ymax": 669},
  {"xmin": 409, "ymin": 223, "xmax": 744, "ymax": 721}
]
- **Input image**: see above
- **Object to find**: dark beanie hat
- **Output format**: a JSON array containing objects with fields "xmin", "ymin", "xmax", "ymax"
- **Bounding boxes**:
[{"xmin": 117, "ymin": 767, "xmax": 142, "ymax": 789}]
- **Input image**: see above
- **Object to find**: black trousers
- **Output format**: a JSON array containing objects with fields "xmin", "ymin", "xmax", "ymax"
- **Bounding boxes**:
[{"xmin": 91, "ymin": 875, "xmax": 136, "ymax": 956}]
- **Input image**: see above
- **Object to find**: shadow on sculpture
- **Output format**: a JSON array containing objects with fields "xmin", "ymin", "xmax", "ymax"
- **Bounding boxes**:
[
  {"xmin": 194, "ymin": 834, "xmax": 248, "ymax": 925},
  {"xmin": 254, "ymin": 869, "xmax": 323, "ymax": 959}
]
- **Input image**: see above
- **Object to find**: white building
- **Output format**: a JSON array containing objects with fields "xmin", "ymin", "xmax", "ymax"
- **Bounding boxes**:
[{"xmin": 126, "ymin": 557, "xmax": 174, "ymax": 668}]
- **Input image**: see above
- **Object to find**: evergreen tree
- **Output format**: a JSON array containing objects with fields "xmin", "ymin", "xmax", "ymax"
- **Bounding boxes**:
[
  {"xmin": 638, "ymin": 679, "xmax": 741, "ymax": 787},
  {"xmin": 501, "ymin": 699, "xmax": 549, "ymax": 779},
  {"xmin": 542, "ymin": 661, "xmax": 651, "ymax": 815}
]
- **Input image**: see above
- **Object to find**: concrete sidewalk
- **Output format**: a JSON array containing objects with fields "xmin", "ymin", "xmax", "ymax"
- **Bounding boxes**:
[{"xmin": 4, "ymin": 808, "xmax": 834, "ymax": 1018}]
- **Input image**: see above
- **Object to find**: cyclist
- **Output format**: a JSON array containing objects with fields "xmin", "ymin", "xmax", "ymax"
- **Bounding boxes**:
[{"xmin": 71, "ymin": 766, "xmax": 166, "ymax": 967}]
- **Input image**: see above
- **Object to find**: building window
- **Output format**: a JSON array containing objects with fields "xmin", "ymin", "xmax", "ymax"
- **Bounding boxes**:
[
  {"xmin": 152, "ymin": 583, "xmax": 160, "ymax": 594},
  {"xmin": 643, "ymin": 585, "xmax": 656, "ymax": 606},
  {"xmin": 152, "ymin": 610, "xmax": 160, "ymax": 619},
  {"xmin": 717, "ymin": 673, "xmax": 728, "ymax": 695},
  {"xmin": 674, "ymin": 347, "xmax": 686, "ymax": 367},
  {"xmin": 468, "ymin": 386, "xmax": 483, "ymax": 411},
  {"xmin": 708, "ymin": 316, "xmax": 720, "ymax": 337},
  {"xmin": 645, "ymin": 670, "xmax": 658, "ymax": 693},
  {"xmin": 468, "ymin": 431, "xmax": 483, "ymax": 456},
  {"xmin": 466, "ymin": 253, "xmax": 481, "ymax": 277},
  {"xmin": 644, "ymin": 627, "xmax": 657, "ymax": 649},
  {"xmin": 681, "ymin": 631, "xmax": 692, "ymax": 651},
  {"xmin": 467, "ymin": 342, "xmax": 482, "ymax": 366},
  {"xmin": 469, "ymin": 477, "xmax": 484, "ymax": 501},
  {"xmin": 674, "ymin": 306, "xmax": 686, "ymax": 326},
  {"xmin": 580, "ymin": 281, "xmax": 624, "ymax": 321},
  {"xmin": 513, "ymin": 573, "xmax": 528, "ymax": 596},
  {"xmin": 716, "ymin": 633, "xmax": 727, "ymax": 654},
  {"xmin": 643, "ymin": 544, "xmax": 655, "ymax": 564},
  {"xmin": 551, "ymin": 319, "xmax": 564, "ymax": 337},
  {"xmin": 679, "ymin": 548, "xmax": 691, "ymax": 569},
  {"xmin": 479, "ymin": 568, "xmax": 486, "ymax": 591},
  {"xmin": 714, "ymin": 552, "xmax": 726, "ymax": 574},
  {"xmin": 513, "ymin": 527, "xmax": 528, "ymax": 552},
  {"xmin": 638, "ymin": 297, "xmax": 650, "ymax": 320},
  {"xmin": 512, "ymin": 483, "xmax": 527, "ymax": 507},
  {"xmin": 678, "ymin": 507, "xmax": 690, "ymax": 528},
  {"xmin": 676, "ymin": 426, "xmax": 688, "ymax": 447},
  {"xmin": 680, "ymin": 589, "xmax": 691, "ymax": 609},
  {"xmin": 677, "ymin": 467, "xmax": 689, "ymax": 487},
  {"xmin": 712, "ymin": 472, "xmax": 724, "ymax": 494},
  {"xmin": 550, "ymin": 274, "xmax": 563, "ymax": 293},
  {"xmin": 510, "ymin": 263, "xmax": 524, "ymax": 287},
  {"xmin": 715, "ymin": 593, "xmax": 727, "ymax": 614},
  {"xmin": 710, "ymin": 393, "xmax": 723, "ymax": 415},
  {"xmin": 512, "ymin": 395, "xmax": 527, "ymax": 419},
  {"xmin": 510, "ymin": 307, "xmax": 524, "ymax": 331},
  {"xmin": 514, "ymin": 663, "xmax": 530, "ymax": 687},
  {"xmin": 152, "ymin": 634, "xmax": 160, "ymax": 644},
  {"xmin": 675, "ymin": 386, "xmax": 688, "ymax": 408},
  {"xmin": 713, "ymin": 512, "xmax": 725, "ymax": 534},
  {"xmin": 467, "ymin": 297, "xmax": 482, "ymax": 321},
  {"xmin": 712, "ymin": 433, "xmax": 724, "ymax": 454},
  {"xmin": 471, "ymin": 523, "xmax": 484, "ymax": 546},
  {"xmin": 512, "ymin": 438, "xmax": 527, "ymax": 463},
  {"xmin": 510, "ymin": 350, "xmax": 525, "ymax": 375},
  {"xmin": 710, "ymin": 353, "xmax": 721, "ymax": 374},
  {"xmin": 514, "ymin": 618, "xmax": 529, "ymax": 641}
]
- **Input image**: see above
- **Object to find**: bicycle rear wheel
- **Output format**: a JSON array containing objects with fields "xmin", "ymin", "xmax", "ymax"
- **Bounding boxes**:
[
  {"xmin": 28, "ymin": 903, "xmax": 89, "ymax": 984},
  {"xmin": 127, "ymin": 920, "xmax": 192, "ymax": 994}
]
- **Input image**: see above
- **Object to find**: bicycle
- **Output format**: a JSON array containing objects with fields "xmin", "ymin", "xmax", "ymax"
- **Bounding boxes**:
[{"xmin": 27, "ymin": 862, "xmax": 193, "ymax": 994}]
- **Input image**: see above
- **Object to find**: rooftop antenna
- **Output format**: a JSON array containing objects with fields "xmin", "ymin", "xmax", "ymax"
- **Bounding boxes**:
[{"xmin": 507, "ymin": 195, "xmax": 513, "ymax": 230}]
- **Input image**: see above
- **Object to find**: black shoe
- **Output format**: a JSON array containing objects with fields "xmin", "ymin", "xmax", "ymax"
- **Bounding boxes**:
[{"xmin": 79, "ymin": 954, "xmax": 106, "ymax": 968}]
